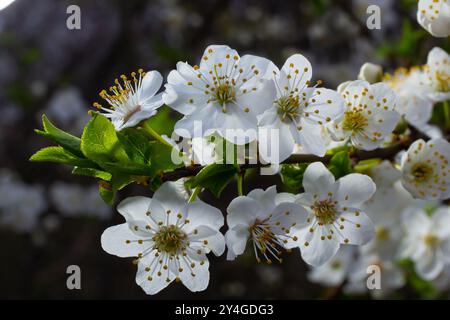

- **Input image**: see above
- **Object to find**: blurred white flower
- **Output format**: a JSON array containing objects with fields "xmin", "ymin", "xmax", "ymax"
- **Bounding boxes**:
[
  {"xmin": 399, "ymin": 206, "xmax": 450, "ymax": 280},
  {"xmin": 95, "ymin": 70, "xmax": 164, "ymax": 131},
  {"xmin": 401, "ymin": 138, "xmax": 450, "ymax": 200},
  {"xmin": 164, "ymin": 45, "xmax": 276, "ymax": 144},
  {"xmin": 50, "ymin": 182, "xmax": 110, "ymax": 219},
  {"xmin": 225, "ymin": 186, "xmax": 307, "ymax": 262},
  {"xmin": 307, "ymin": 245, "xmax": 356, "ymax": 286},
  {"xmin": 330, "ymin": 80, "xmax": 400, "ymax": 151},
  {"xmin": 258, "ymin": 54, "xmax": 344, "ymax": 163},
  {"xmin": 417, "ymin": 0, "xmax": 450, "ymax": 38},
  {"xmin": 101, "ymin": 182, "xmax": 225, "ymax": 295},
  {"xmin": 0, "ymin": 169, "xmax": 47, "ymax": 232},
  {"xmin": 384, "ymin": 67, "xmax": 434, "ymax": 129},
  {"xmin": 424, "ymin": 47, "xmax": 450, "ymax": 102},
  {"xmin": 344, "ymin": 252, "xmax": 405, "ymax": 297},
  {"xmin": 294, "ymin": 162, "xmax": 376, "ymax": 267},
  {"xmin": 362, "ymin": 181, "xmax": 412, "ymax": 260},
  {"xmin": 43, "ymin": 87, "xmax": 89, "ymax": 135},
  {"xmin": 432, "ymin": 263, "xmax": 450, "ymax": 291}
]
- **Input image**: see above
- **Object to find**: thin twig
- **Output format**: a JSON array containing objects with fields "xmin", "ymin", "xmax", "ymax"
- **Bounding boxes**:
[{"xmin": 161, "ymin": 138, "xmax": 411, "ymax": 182}]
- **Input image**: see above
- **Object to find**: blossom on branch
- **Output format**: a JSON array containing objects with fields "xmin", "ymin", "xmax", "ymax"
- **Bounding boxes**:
[
  {"xmin": 94, "ymin": 70, "xmax": 164, "ymax": 131},
  {"xmin": 101, "ymin": 181, "xmax": 225, "ymax": 294},
  {"xmin": 329, "ymin": 80, "xmax": 400, "ymax": 151},
  {"xmin": 293, "ymin": 162, "xmax": 376, "ymax": 267}
]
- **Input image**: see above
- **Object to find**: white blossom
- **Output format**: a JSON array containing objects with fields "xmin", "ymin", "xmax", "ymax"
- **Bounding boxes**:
[
  {"xmin": 50, "ymin": 182, "xmax": 111, "ymax": 219},
  {"xmin": 293, "ymin": 162, "xmax": 376, "ymax": 267},
  {"xmin": 344, "ymin": 252, "xmax": 405, "ymax": 297},
  {"xmin": 384, "ymin": 67, "xmax": 434, "ymax": 129},
  {"xmin": 399, "ymin": 206, "xmax": 450, "ymax": 280},
  {"xmin": 401, "ymin": 138, "xmax": 450, "ymax": 200},
  {"xmin": 225, "ymin": 186, "xmax": 308, "ymax": 262},
  {"xmin": 417, "ymin": 0, "xmax": 450, "ymax": 38},
  {"xmin": 163, "ymin": 45, "xmax": 276, "ymax": 144},
  {"xmin": 361, "ymin": 181, "xmax": 412, "ymax": 260},
  {"xmin": 101, "ymin": 181, "xmax": 225, "ymax": 294},
  {"xmin": 307, "ymin": 245, "xmax": 356, "ymax": 287},
  {"xmin": 94, "ymin": 70, "xmax": 164, "ymax": 131},
  {"xmin": 257, "ymin": 54, "xmax": 344, "ymax": 163},
  {"xmin": 0, "ymin": 169, "xmax": 47, "ymax": 232},
  {"xmin": 424, "ymin": 47, "xmax": 450, "ymax": 102},
  {"xmin": 330, "ymin": 80, "xmax": 400, "ymax": 151}
]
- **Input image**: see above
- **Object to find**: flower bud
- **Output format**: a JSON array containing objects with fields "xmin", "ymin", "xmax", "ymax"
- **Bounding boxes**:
[{"xmin": 358, "ymin": 63, "xmax": 383, "ymax": 84}]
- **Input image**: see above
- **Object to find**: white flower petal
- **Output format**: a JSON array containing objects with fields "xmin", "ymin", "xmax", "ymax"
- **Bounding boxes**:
[
  {"xmin": 302, "ymin": 162, "xmax": 335, "ymax": 198},
  {"xmin": 335, "ymin": 173, "xmax": 376, "ymax": 206},
  {"xmin": 299, "ymin": 226, "xmax": 340, "ymax": 267},
  {"xmin": 338, "ymin": 209, "xmax": 375, "ymax": 245},
  {"xmin": 101, "ymin": 223, "xmax": 146, "ymax": 258},
  {"xmin": 140, "ymin": 71, "xmax": 163, "ymax": 101},
  {"xmin": 184, "ymin": 199, "xmax": 224, "ymax": 232},
  {"xmin": 136, "ymin": 257, "xmax": 174, "ymax": 295},
  {"xmin": 226, "ymin": 196, "xmax": 260, "ymax": 228},
  {"xmin": 415, "ymin": 248, "xmax": 444, "ymax": 280},
  {"xmin": 152, "ymin": 181, "xmax": 188, "ymax": 216},
  {"xmin": 280, "ymin": 54, "xmax": 312, "ymax": 91},
  {"xmin": 116, "ymin": 196, "xmax": 151, "ymax": 222},
  {"xmin": 225, "ymin": 225, "xmax": 250, "ymax": 260}
]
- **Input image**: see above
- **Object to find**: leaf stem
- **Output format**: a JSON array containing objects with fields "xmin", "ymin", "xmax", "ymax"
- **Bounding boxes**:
[
  {"xmin": 142, "ymin": 121, "xmax": 173, "ymax": 147},
  {"xmin": 236, "ymin": 170, "xmax": 244, "ymax": 196},
  {"xmin": 188, "ymin": 186, "xmax": 202, "ymax": 203},
  {"xmin": 444, "ymin": 101, "xmax": 450, "ymax": 129}
]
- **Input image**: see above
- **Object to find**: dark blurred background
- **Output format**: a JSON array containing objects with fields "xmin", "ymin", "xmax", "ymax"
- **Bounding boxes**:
[{"xmin": 0, "ymin": 0, "xmax": 448, "ymax": 299}]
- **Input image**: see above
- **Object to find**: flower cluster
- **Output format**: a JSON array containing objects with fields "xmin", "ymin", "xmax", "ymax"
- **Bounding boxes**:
[
  {"xmin": 307, "ymin": 159, "xmax": 450, "ymax": 297},
  {"xmin": 31, "ymin": 43, "xmax": 450, "ymax": 297},
  {"xmin": 102, "ymin": 163, "xmax": 377, "ymax": 294}
]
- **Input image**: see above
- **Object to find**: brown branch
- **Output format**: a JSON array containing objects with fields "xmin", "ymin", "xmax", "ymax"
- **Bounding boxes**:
[{"xmin": 161, "ymin": 137, "xmax": 411, "ymax": 182}]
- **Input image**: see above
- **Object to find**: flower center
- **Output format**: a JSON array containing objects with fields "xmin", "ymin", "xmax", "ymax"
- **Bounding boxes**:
[
  {"xmin": 312, "ymin": 199, "xmax": 337, "ymax": 225},
  {"xmin": 330, "ymin": 261, "xmax": 342, "ymax": 270},
  {"xmin": 276, "ymin": 95, "xmax": 301, "ymax": 122},
  {"xmin": 123, "ymin": 105, "xmax": 141, "ymax": 124},
  {"xmin": 212, "ymin": 82, "xmax": 236, "ymax": 106},
  {"xmin": 424, "ymin": 233, "xmax": 439, "ymax": 247},
  {"xmin": 375, "ymin": 226, "xmax": 390, "ymax": 241},
  {"xmin": 94, "ymin": 69, "xmax": 145, "ymax": 111},
  {"xmin": 153, "ymin": 225, "xmax": 187, "ymax": 254},
  {"xmin": 411, "ymin": 163, "xmax": 433, "ymax": 182},
  {"xmin": 435, "ymin": 71, "xmax": 449, "ymax": 92},
  {"xmin": 249, "ymin": 219, "xmax": 287, "ymax": 264},
  {"xmin": 342, "ymin": 110, "xmax": 368, "ymax": 133}
]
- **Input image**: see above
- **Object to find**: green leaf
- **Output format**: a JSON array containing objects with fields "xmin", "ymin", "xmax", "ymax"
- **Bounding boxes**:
[
  {"xmin": 143, "ymin": 106, "xmax": 177, "ymax": 137},
  {"xmin": 328, "ymin": 151, "xmax": 352, "ymax": 179},
  {"xmin": 36, "ymin": 115, "xmax": 84, "ymax": 157},
  {"xmin": 98, "ymin": 174, "xmax": 136, "ymax": 205},
  {"xmin": 72, "ymin": 167, "xmax": 112, "ymax": 181},
  {"xmin": 354, "ymin": 158, "xmax": 382, "ymax": 173},
  {"xmin": 80, "ymin": 113, "xmax": 129, "ymax": 164},
  {"xmin": 116, "ymin": 128, "xmax": 152, "ymax": 165},
  {"xmin": 111, "ymin": 173, "xmax": 136, "ymax": 191},
  {"xmin": 187, "ymin": 164, "xmax": 238, "ymax": 198},
  {"xmin": 101, "ymin": 162, "xmax": 153, "ymax": 176},
  {"xmin": 30, "ymin": 146, "xmax": 99, "ymax": 168},
  {"xmin": 280, "ymin": 163, "xmax": 308, "ymax": 191},
  {"xmin": 146, "ymin": 141, "xmax": 182, "ymax": 178},
  {"xmin": 99, "ymin": 182, "xmax": 115, "ymax": 205}
]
